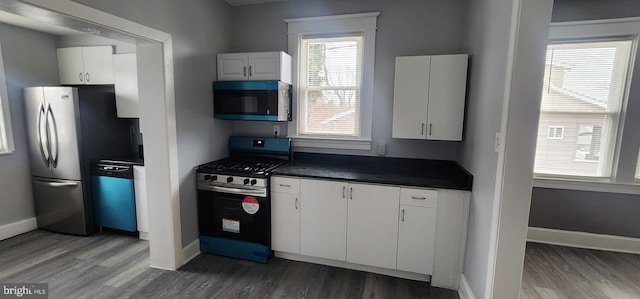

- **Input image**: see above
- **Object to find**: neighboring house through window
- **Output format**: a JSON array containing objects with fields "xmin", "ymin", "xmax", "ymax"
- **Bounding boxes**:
[
  {"xmin": 533, "ymin": 39, "xmax": 633, "ymax": 178},
  {"xmin": 285, "ymin": 12, "xmax": 378, "ymax": 150},
  {"xmin": 0, "ymin": 43, "xmax": 14, "ymax": 154}
]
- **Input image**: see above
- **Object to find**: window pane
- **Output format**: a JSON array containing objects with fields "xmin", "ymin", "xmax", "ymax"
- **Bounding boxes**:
[
  {"xmin": 636, "ymin": 150, "xmax": 640, "ymax": 180},
  {"xmin": 300, "ymin": 36, "xmax": 362, "ymax": 137},
  {"xmin": 534, "ymin": 40, "xmax": 633, "ymax": 177}
]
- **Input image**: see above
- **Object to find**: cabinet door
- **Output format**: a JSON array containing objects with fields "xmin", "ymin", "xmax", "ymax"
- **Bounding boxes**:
[
  {"xmin": 397, "ymin": 205, "xmax": 437, "ymax": 274},
  {"xmin": 392, "ymin": 56, "xmax": 430, "ymax": 139},
  {"xmin": 248, "ymin": 52, "xmax": 281, "ymax": 81},
  {"xmin": 300, "ymin": 179, "xmax": 348, "ymax": 261},
  {"xmin": 217, "ymin": 53, "xmax": 249, "ymax": 81},
  {"xmin": 426, "ymin": 54, "xmax": 468, "ymax": 141},
  {"xmin": 114, "ymin": 53, "xmax": 139, "ymax": 118},
  {"xmin": 271, "ymin": 192, "xmax": 300, "ymax": 253},
  {"xmin": 82, "ymin": 46, "xmax": 114, "ymax": 84},
  {"xmin": 346, "ymin": 183, "xmax": 400, "ymax": 269},
  {"xmin": 57, "ymin": 47, "xmax": 85, "ymax": 85}
]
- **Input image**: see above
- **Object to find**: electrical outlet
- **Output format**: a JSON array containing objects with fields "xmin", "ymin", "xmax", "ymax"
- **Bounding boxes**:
[
  {"xmin": 377, "ymin": 142, "xmax": 386, "ymax": 155},
  {"xmin": 273, "ymin": 125, "xmax": 280, "ymax": 137},
  {"xmin": 495, "ymin": 132, "xmax": 501, "ymax": 153}
]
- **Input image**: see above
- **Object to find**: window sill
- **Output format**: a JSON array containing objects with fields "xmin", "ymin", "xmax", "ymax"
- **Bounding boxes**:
[
  {"xmin": 533, "ymin": 177, "xmax": 640, "ymax": 195},
  {"xmin": 288, "ymin": 136, "xmax": 372, "ymax": 151}
]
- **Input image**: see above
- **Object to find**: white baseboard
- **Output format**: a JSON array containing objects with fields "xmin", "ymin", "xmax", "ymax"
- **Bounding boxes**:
[
  {"xmin": 182, "ymin": 238, "xmax": 200, "ymax": 265},
  {"xmin": 0, "ymin": 218, "xmax": 37, "ymax": 241},
  {"xmin": 527, "ymin": 227, "xmax": 640, "ymax": 254},
  {"xmin": 139, "ymin": 231, "xmax": 149, "ymax": 241},
  {"xmin": 458, "ymin": 273, "xmax": 476, "ymax": 299}
]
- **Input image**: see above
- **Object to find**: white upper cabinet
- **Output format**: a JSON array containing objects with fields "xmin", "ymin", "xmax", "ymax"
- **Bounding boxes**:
[
  {"xmin": 392, "ymin": 54, "xmax": 468, "ymax": 141},
  {"xmin": 217, "ymin": 51, "xmax": 292, "ymax": 84},
  {"xmin": 113, "ymin": 53, "xmax": 140, "ymax": 118},
  {"xmin": 57, "ymin": 46, "xmax": 115, "ymax": 85}
]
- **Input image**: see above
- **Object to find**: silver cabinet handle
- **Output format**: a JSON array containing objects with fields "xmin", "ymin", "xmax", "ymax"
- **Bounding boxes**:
[
  {"xmin": 249, "ymin": 65, "xmax": 252, "ymax": 77},
  {"xmin": 350, "ymin": 187, "xmax": 353, "ymax": 200},
  {"xmin": 279, "ymin": 184, "xmax": 291, "ymax": 188},
  {"xmin": 411, "ymin": 196, "xmax": 426, "ymax": 200},
  {"xmin": 37, "ymin": 103, "xmax": 49, "ymax": 167},
  {"xmin": 343, "ymin": 186, "xmax": 346, "ymax": 198},
  {"xmin": 402, "ymin": 209, "xmax": 405, "ymax": 222},
  {"xmin": 243, "ymin": 66, "xmax": 247, "ymax": 77},
  {"xmin": 79, "ymin": 72, "xmax": 83, "ymax": 82},
  {"xmin": 85, "ymin": 73, "xmax": 90, "ymax": 83},
  {"xmin": 295, "ymin": 198, "xmax": 298, "ymax": 210},
  {"xmin": 421, "ymin": 123, "xmax": 425, "ymax": 135},
  {"xmin": 429, "ymin": 123, "xmax": 432, "ymax": 136}
]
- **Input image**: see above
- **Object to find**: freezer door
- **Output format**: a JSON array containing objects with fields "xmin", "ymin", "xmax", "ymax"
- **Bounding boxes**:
[
  {"xmin": 32, "ymin": 177, "xmax": 89, "ymax": 235},
  {"xmin": 24, "ymin": 87, "xmax": 52, "ymax": 178},
  {"xmin": 45, "ymin": 87, "xmax": 83, "ymax": 180}
]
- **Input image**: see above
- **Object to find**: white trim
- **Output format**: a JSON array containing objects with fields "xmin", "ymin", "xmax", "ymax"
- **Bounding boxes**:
[
  {"xmin": 275, "ymin": 251, "xmax": 430, "ymax": 282},
  {"xmin": 551, "ymin": 17, "xmax": 640, "ymax": 39},
  {"xmin": 139, "ymin": 231, "xmax": 149, "ymax": 241},
  {"xmin": 527, "ymin": 227, "xmax": 640, "ymax": 255},
  {"xmin": 458, "ymin": 273, "xmax": 476, "ymax": 299},
  {"xmin": 0, "ymin": 42, "xmax": 14, "ymax": 154},
  {"xmin": 182, "ymin": 238, "xmax": 201, "ymax": 264},
  {"xmin": 290, "ymin": 137, "xmax": 371, "ymax": 150},
  {"xmin": 286, "ymin": 12, "xmax": 377, "ymax": 149},
  {"xmin": 0, "ymin": 218, "xmax": 37, "ymax": 241},
  {"xmin": 533, "ymin": 178, "xmax": 640, "ymax": 194}
]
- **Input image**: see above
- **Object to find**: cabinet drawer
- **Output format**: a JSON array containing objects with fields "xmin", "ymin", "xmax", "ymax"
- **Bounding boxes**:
[
  {"xmin": 400, "ymin": 188, "xmax": 437, "ymax": 208},
  {"xmin": 272, "ymin": 177, "xmax": 300, "ymax": 194}
]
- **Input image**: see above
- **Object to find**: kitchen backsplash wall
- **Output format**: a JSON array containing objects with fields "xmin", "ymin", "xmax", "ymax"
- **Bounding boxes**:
[{"xmin": 230, "ymin": 0, "xmax": 468, "ymax": 160}]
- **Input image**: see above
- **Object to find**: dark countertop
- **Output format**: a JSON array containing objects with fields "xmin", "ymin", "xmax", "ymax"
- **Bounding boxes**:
[
  {"xmin": 96, "ymin": 153, "xmax": 144, "ymax": 166},
  {"xmin": 272, "ymin": 153, "xmax": 473, "ymax": 191}
]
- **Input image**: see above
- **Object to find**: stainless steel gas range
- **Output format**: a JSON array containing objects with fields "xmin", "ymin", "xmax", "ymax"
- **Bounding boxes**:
[{"xmin": 196, "ymin": 136, "xmax": 291, "ymax": 263}]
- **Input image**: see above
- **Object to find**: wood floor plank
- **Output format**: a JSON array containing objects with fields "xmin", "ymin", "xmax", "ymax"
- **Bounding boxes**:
[{"xmin": 0, "ymin": 230, "xmax": 459, "ymax": 299}]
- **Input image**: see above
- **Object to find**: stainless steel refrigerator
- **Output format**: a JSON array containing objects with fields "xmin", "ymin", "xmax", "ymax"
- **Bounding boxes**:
[{"xmin": 24, "ymin": 86, "xmax": 134, "ymax": 236}]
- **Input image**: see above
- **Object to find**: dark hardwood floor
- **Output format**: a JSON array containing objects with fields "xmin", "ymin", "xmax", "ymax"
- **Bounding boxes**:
[
  {"xmin": 521, "ymin": 242, "xmax": 640, "ymax": 299},
  {"xmin": 0, "ymin": 230, "xmax": 459, "ymax": 299}
]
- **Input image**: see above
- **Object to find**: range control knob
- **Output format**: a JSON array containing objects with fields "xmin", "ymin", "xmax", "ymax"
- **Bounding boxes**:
[
  {"xmin": 226, "ymin": 177, "xmax": 233, "ymax": 183},
  {"xmin": 211, "ymin": 175, "xmax": 217, "ymax": 181},
  {"xmin": 243, "ymin": 178, "xmax": 250, "ymax": 185},
  {"xmin": 204, "ymin": 175, "xmax": 211, "ymax": 181},
  {"xmin": 250, "ymin": 179, "xmax": 257, "ymax": 186}
]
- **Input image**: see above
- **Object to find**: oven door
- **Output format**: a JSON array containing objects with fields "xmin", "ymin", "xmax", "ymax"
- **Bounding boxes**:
[{"xmin": 198, "ymin": 189, "xmax": 270, "ymax": 246}]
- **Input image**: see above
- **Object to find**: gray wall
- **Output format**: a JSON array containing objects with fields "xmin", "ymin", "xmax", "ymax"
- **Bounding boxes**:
[
  {"xmin": 72, "ymin": 0, "xmax": 234, "ymax": 247},
  {"xmin": 57, "ymin": 34, "xmax": 136, "ymax": 54},
  {"xmin": 0, "ymin": 23, "xmax": 60, "ymax": 226},
  {"xmin": 529, "ymin": 0, "xmax": 640, "ymax": 238},
  {"xmin": 457, "ymin": 0, "xmax": 514, "ymax": 296},
  {"xmin": 230, "ymin": 0, "xmax": 467, "ymax": 160}
]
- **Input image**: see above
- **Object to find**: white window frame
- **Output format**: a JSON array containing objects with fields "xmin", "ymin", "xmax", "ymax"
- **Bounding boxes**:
[
  {"xmin": 533, "ymin": 17, "xmax": 640, "ymax": 194},
  {"xmin": 546, "ymin": 125, "xmax": 564, "ymax": 139},
  {"xmin": 0, "ymin": 43, "xmax": 14, "ymax": 155},
  {"xmin": 284, "ymin": 12, "xmax": 379, "ymax": 150}
]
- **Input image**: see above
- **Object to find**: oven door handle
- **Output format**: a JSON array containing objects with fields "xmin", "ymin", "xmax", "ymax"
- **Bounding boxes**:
[{"xmin": 210, "ymin": 185, "xmax": 266, "ymax": 197}]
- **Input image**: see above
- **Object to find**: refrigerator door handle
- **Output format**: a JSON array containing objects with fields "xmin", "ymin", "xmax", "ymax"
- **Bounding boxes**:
[
  {"xmin": 46, "ymin": 104, "xmax": 59, "ymax": 168},
  {"xmin": 37, "ymin": 103, "xmax": 50, "ymax": 167},
  {"xmin": 33, "ymin": 179, "xmax": 79, "ymax": 187}
]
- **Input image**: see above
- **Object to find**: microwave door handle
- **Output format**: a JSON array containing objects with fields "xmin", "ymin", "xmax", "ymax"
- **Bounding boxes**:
[{"xmin": 37, "ymin": 103, "xmax": 50, "ymax": 167}]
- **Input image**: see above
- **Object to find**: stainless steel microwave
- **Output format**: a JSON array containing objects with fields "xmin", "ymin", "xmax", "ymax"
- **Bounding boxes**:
[{"xmin": 213, "ymin": 80, "xmax": 292, "ymax": 121}]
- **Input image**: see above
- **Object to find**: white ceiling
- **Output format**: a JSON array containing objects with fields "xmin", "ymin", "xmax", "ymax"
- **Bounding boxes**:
[
  {"xmin": 225, "ymin": 0, "xmax": 289, "ymax": 6},
  {"xmin": 0, "ymin": 10, "xmax": 81, "ymax": 36}
]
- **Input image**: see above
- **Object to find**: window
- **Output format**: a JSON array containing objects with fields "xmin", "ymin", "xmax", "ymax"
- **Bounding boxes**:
[
  {"xmin": 300, "ymin": 36, "xmax": 362, "ymax": 137},
  {"xmin": 547, "ymin": 126, "xmax": 564, "ymax": 139},
  {"xmin": 0, "ymin": 43, "xmax": 13, "ymax": 154},
  {"xmin": 636, "ymin": 150, "xmax": 640, "ymax": 180},
  {"xmin": 285, "ymin": 12, "xmax": 378, "ymax": 150},
  {"xmin": 534, "ymin": 39, "xmax": 633, "ymax": 178}
]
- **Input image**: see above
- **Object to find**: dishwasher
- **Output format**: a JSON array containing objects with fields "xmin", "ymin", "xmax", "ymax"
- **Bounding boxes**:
[{"xmin": 91, "ymin": 162, "xmax": 137, "ymax": 232}]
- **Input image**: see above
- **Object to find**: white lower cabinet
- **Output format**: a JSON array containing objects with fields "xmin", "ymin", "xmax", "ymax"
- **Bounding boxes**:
[
  {"xmin": 299, "ymin": 179, "xmax": 348, "ymax": 261},
  {"xmin": 397, "ymin": 205, "xmax": 437, "ymax": 274},
  {"xmin": 346, "ymin": 183, "xmax": 399, "ymax": 269},
  {"xmin": 270, "ymin": 176, "xmax": 468, "ymax": 290}
]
